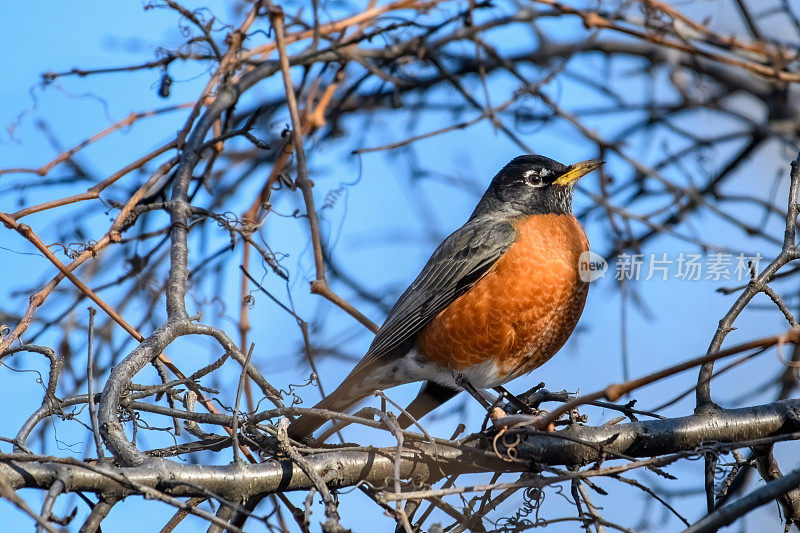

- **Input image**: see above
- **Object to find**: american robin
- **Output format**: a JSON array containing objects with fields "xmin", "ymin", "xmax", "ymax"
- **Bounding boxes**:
[{"xmin": 288, "ymin": 155, "xmax": 602, "ymax": 440}]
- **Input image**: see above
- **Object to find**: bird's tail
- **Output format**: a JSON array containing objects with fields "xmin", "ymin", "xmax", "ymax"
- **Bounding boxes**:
[
  {"xmin": 287, "ymin": 371, "xmax": 376, "ymax": 441},
  {"xmin": 397, "ymin": 380, "xmax": 459, "ymax": 429},
  {"xmin": 288, "ymin": 377, "xmax": 460, "ymax": 441}
]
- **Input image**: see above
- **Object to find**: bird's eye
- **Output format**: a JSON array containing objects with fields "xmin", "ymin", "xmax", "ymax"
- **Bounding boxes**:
[{"xmin": 525, "ymin": 172, "xmax": 543, "ymax": 186}]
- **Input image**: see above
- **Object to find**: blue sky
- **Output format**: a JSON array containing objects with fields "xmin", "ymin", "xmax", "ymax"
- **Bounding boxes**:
[{"xmin": 1, "ymin": 1, "xmax": 798, "ymax": 531}]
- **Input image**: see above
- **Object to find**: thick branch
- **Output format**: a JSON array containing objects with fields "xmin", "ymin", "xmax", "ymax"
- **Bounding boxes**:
[{"xmin": 4, "ymin": 399, "xmax": 800, "ymax": 498}]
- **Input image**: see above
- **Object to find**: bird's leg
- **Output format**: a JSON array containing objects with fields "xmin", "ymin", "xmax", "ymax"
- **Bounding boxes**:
[
  {"xmin": 493, "ymin": 385, "xmax": 534, "ymax": 414},
  {"xmin": 456, "ymin": 377, "xmax": 493, "ymax": 410}
]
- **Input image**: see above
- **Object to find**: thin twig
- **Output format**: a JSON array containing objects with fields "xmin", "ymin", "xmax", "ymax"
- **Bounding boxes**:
[{"xmin": 86, "ymin": 307, "xmax": 105, "ymax": 461}]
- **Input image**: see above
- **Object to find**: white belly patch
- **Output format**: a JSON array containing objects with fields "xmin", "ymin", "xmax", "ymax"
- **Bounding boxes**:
[{"xmin": 396, "ymin": 349, "xmax": 507, "ymax": 390}]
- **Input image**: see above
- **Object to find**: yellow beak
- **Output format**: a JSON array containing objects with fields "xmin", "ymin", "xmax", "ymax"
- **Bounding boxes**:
[{"xmin": 553, "ymin": 159, "xmax": 604, "ymax": 186}]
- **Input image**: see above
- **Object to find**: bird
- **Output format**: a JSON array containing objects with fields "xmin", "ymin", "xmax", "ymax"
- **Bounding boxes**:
[{"xmin": 288, "ymin": 155, "xmax": 603, "ymax": 441}]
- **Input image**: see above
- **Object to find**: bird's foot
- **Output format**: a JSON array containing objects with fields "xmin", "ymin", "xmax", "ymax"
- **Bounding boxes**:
[
  {"xmin": 493, "ymin": 385, "xmax": 535, "ymax": 414},
  {"xmin": 489, "ymin": 406, "xmax": 508, "ymax": 423},
  {"xmin": 489, "ymin": 407, "xmax": 556, "ymax": 432}
]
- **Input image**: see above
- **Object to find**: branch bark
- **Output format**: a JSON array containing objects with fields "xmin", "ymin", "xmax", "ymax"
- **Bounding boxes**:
[{"xmin": 4, "ymin": 399, "xmax": 800, "ymax": 498}]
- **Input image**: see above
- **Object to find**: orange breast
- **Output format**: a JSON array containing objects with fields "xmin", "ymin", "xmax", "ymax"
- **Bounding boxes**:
[{"xmin": 416, "ymin": 214, "xmax": 589, "ymax": 379}]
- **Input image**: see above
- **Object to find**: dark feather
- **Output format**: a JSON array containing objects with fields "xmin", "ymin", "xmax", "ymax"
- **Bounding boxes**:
[
  {"xmin": 288, "ymin": 216, "xmax": 516, "ymax": 440},
  {"xmin": 352, "ymin": 216, "xmax": 516, "ymax": 374}
]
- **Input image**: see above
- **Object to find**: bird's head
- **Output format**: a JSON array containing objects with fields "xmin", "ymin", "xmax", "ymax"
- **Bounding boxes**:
[{"xmin": 472, "ymin": 155, "xmax": 604, "ymax": 218}]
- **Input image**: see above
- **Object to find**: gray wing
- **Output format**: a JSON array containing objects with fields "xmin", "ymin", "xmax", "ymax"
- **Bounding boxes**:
[{"xmin": 352, "ymin": 216, "xmax": 516, "ymax": 374}]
